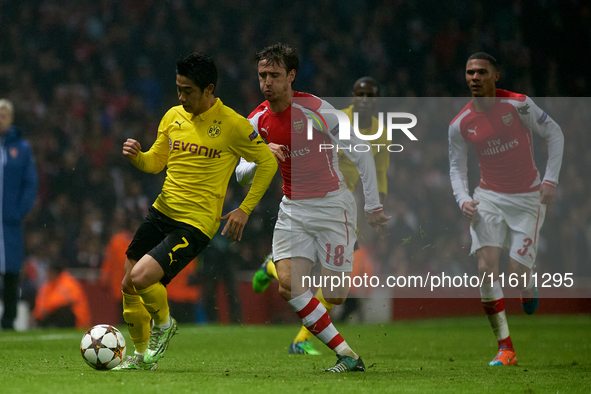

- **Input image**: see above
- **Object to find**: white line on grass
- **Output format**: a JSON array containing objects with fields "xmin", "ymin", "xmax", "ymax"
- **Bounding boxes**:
[{"xmin": 0, "ymin": 333, "xmax": 81, "ymax": 342}]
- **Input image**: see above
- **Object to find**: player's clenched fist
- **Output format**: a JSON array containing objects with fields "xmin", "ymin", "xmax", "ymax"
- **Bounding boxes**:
[
  {"xmin": 462, "ymin": 200, "xmax": 479, "ymax": 220},
  {"xmin": 123, "ymin": 138, "xmax": 141, "ymax": 158}
]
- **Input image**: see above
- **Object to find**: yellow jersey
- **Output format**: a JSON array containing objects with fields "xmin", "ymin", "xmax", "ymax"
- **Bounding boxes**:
[
  {"xmin": 338, "ymin": 105, "xmax": 389, "ymax": 196},
  {"xmin": 129, "ymin": 98, "xmax": 277, "ymax": 238}
]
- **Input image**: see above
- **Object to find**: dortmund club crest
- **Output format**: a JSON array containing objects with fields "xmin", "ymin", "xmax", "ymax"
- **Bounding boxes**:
[{"xmin": 208, "ymin": 123, "xmax": 221, "ymax": 138}]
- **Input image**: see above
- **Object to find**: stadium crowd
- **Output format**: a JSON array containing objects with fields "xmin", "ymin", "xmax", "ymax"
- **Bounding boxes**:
[{"xmin": 0, "ymin": 0, "xmax": 589, "ymax": 323}]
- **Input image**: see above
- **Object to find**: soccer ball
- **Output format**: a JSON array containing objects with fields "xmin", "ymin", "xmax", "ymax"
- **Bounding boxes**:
[{"xmin": 80, "ymin": 324, "xmax": 126, "ymax": 370}]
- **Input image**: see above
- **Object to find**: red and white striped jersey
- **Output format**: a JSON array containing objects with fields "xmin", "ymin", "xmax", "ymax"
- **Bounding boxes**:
[
  {"xmin": 449, "ymin": 89, "xmax": 564, "ymax": 209},
  {"xmin": 248, "ymin": 92, "xmax": 344, "ymax": 200},
  {"xmin": 236, "ymin": 91, "xmax": 382, "ymax": 212}
]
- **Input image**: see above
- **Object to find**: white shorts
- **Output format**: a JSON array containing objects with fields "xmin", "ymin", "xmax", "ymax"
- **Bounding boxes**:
[
  {"xmin": 273, "ymin": 190, "xmax": 357, "ymax": 273},
  {"xmin": 469, "ymin": 187, "xmax": 546, "ymax": 268}
]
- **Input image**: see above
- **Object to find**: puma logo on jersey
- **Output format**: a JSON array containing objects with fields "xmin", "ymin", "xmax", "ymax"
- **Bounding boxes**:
[
  {"xmin": 468, "ymin": 126, "xmax": 477, "ymax": 135},
  {"xmin": 261, "ymin": 127, "xmax": 269, "ymax": 135},
  {"xmin": 175, "ymin": 121, "xmax": 185, "ymax": 129}
]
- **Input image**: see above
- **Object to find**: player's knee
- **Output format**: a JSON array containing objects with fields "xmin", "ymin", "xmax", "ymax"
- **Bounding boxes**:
[
  {"xmin": 130, "ymin": 268, "xmax": 153, "ymax": 291},
  {"xmin": 477, "ymin": 250, "xmax": 498, "ymax": 274},
  {"xmin": 508, "ymin": 258, "xmax": 528, "ymax": 274},
  {"xmin": 477, "ymin": 259, "xmax": 493, "ymax": 274},
  {"xmin": 278, "ymin": 284, "xmax": 291, "ymax": 301},
  {"xmin": 121, "ymin": 275, "xmax": 134, "ymax": 294},
  {"xmin": 276, "ymin": 273, "xmax": 292, "ymax": 293}
]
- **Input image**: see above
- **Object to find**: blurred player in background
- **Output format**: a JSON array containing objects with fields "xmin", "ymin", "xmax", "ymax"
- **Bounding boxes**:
[
  {"xmin": 237, "ymin": 43, "xmax": 389, "ymax": 372},
  {"xmin": 448, "ymin": 52, "xmax": 564, "ymax": 366},
  {"xmin": 114, "ymin": 53, "xmax": 277, "ymax": 370},
  {"xmin": 250, "ymin": 76, "xmax": 389, "ymax": 356},
  {"xmin": 0, "ymin": 98, "xmax": 38, "ymax": 331}
]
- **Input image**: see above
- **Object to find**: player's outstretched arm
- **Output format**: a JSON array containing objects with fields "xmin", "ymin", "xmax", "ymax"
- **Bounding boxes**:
[
  {"xmin": 123, "ymin": 136, "xmax": 168, "ymax": 174},
  {"xmin": 122, "ymin": 138, "xmax": 141, "ymax": 158}
]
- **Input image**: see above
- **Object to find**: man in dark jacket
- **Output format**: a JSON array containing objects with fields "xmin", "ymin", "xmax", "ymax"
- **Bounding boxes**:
[{"xmin": 0, "ymin": 98, "xmax": 38, "ymax": 330}]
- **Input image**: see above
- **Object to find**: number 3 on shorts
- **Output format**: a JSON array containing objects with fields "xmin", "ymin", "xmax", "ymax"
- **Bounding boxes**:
[
  {"xmin": 517, "ymin": 238, "xmax": 533, "ymax": 257},
  {"xmin": 325, "ymin": 243, "xmax": 345, "ymax": 266}
]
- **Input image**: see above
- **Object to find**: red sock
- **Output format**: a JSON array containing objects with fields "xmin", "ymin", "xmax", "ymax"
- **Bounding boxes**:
[
  {"xmin": 481, "ymin": 280, "xmax": 513, "ymax": 351},
  {"xmin": 498, "ymin": 336, "xmax": 514, "ymax": 350},
  {"xmin": 288, "ymin": 290, "xmax": 350, "ymax": 353}
]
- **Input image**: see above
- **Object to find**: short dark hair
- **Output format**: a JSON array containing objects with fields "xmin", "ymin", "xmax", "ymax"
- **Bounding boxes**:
[
  {"xmin": 467, "ymin": 52, "xmax": 498, "ymax": 70},
  {"xmin": 354, "ymin": 76, "xmax": 380, "ymax": 96},
  {"xmin": 176, "ymin": 53, "xmax": 218, "ymax": 92},
  {"xmin": 253, "ymin": 43, "xmax": 299, "ymax": 79}
]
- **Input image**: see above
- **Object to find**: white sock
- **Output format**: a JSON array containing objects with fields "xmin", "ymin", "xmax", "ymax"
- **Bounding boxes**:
[
  {"xmin": 523, "ymin": 270, "xmax": 534, "ymax": 291},
  {"xmin": 155, "ymin": 316, "xmax": 171, "ymax": 330},
  {"xmin": 334, "ymin": 342, "xmax": 358, "ymax": 359}
]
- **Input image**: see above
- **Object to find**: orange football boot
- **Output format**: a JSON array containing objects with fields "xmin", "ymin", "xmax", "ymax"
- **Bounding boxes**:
[{"xmin": 489, "ymin": 347, "xmax": 517, "ymax": 366}]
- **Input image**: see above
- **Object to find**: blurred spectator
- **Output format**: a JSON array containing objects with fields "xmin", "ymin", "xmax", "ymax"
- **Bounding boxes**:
[
  {"xmin": 32, "ymin": 260, "xmax": 91, "ymax": 329},
  {"xmin": 0, "ymin": 98, "xmax": 38, "ymax": 330}
]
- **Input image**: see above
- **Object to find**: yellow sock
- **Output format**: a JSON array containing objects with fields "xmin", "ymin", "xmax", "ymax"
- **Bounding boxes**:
[
  {"xmin": 122, "ymin": 291, "xmax": 151, "ymax": 354},
  {"xmin": 135, "ymin": 282, "xmax": 170, "ymax": 326},
  {"xmin": 293, "ymin": 288, "xmax": 334, "ymax": 343},
  {"xmin": 294, "ymin": 324, "xmax": 313, "ymax": 343},
  {"xmin": 266, "ymin": 260, "xmax": 278, "ymax": 280}
]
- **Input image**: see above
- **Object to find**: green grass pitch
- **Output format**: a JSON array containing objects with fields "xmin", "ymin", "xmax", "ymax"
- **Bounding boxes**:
[{"xmin": 1, "ymin": 315, "xmax": 589, "ymax": 393}]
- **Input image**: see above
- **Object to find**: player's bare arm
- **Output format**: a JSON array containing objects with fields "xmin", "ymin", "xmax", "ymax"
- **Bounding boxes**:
[
  {"xmin": 123, "ymin": 138, "xmax": 141, "ymax": 158},
  {"xmin": 462, "ymin": 200, "xmax": 480, "ymax": 220},
  {"xmin": 539, "ymin": 184, "xmax": 556, "ymax": 205},
  {"xmin": 220, "ymin": 207, "xmax": 249, "ymax": 242}
]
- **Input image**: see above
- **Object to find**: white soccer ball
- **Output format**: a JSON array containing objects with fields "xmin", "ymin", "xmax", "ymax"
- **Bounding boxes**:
[{"xmin": 80, "ymin": 324, "xmax": 126, "ymax": 370}]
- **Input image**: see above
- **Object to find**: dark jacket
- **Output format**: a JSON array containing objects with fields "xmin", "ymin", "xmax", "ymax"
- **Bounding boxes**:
[{"xmin": 1, "ymin": 126, "xmax": 38, "ymax": 274}]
